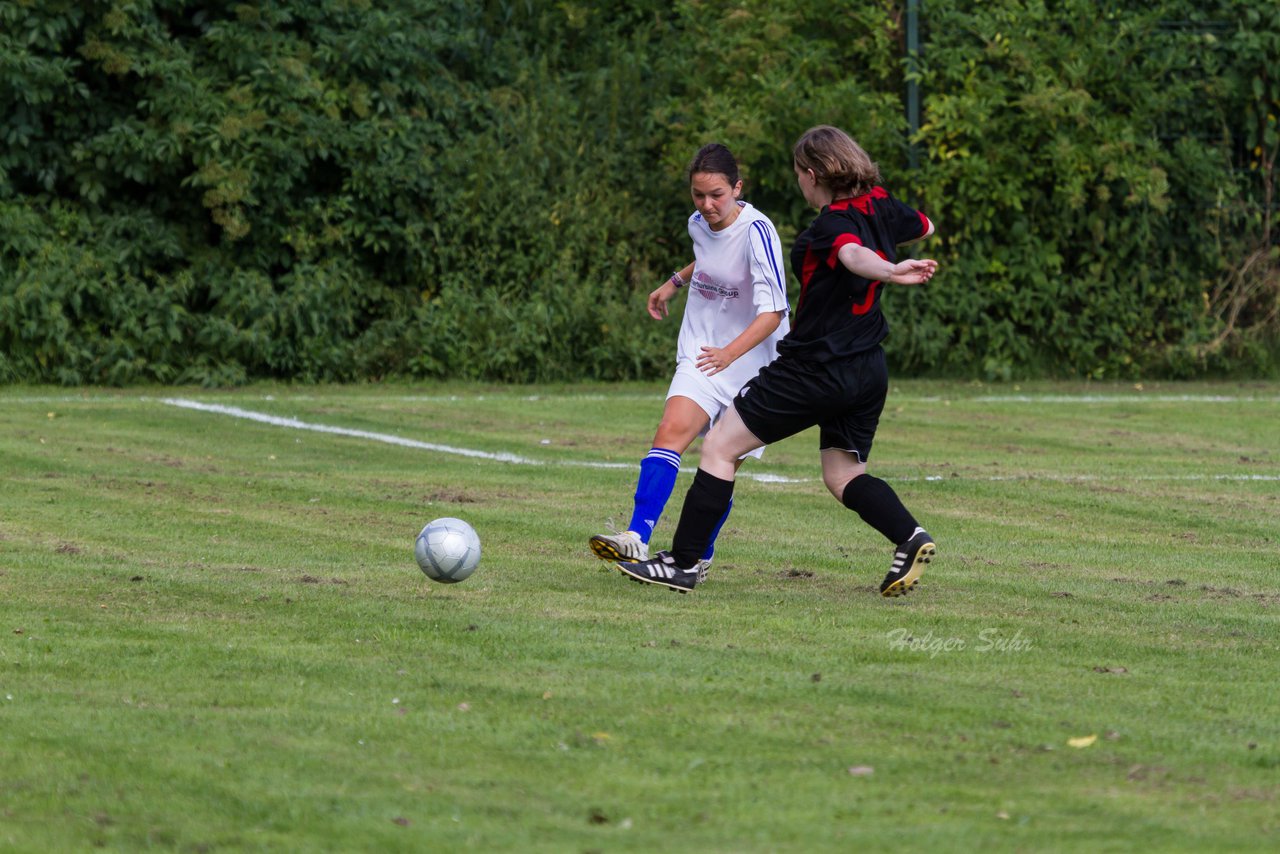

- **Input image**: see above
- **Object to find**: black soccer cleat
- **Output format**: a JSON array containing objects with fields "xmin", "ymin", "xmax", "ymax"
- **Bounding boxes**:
[
  {"xmin": 616, "ymin": 551, "xmax": 699, "ymax": 594},
  {"xmin": 881, "ymin": 528, "xmax": 935, "ymax": 597}
]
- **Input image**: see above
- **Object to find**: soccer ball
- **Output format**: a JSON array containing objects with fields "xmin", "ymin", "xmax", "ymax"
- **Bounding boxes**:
[{"xmin": 415, "ymin": 517, "xmax": 481, "ymax": 583}]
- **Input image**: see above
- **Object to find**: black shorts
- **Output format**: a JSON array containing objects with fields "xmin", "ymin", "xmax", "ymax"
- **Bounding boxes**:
[{"xmin": 733, "ymin": 346, "xmax": 888, "ymax": 462}]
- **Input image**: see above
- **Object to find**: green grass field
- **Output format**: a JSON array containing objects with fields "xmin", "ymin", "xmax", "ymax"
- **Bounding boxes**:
[{"xmin": 2, "ymin": 381, "xmax": 1277, "ymax": 852}]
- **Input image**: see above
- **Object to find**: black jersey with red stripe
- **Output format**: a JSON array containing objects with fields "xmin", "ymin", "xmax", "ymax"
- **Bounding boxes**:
[{"xmin": 781, "ymin": 187, "xmax": 931, "ymax": 361}]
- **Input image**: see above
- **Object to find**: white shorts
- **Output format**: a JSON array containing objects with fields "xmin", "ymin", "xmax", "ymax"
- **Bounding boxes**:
[{"xmin": 666, "ymin": 361, "xmax": 765, "ymax": 461}]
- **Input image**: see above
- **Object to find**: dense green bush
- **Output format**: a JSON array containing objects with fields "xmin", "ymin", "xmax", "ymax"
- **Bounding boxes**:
[
  {"xmin": 1, "ymin": 0, "xmax": 1276, "ymax": 385},
  {"xmin": 897, "ymin": 0, "xmax": 1279, "ymax": 379}
]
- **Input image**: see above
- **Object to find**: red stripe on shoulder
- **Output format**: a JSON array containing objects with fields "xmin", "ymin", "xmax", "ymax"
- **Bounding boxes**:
[{"xmin": 827, "ymin": 233, "xmax": 862, "ymax": 268}]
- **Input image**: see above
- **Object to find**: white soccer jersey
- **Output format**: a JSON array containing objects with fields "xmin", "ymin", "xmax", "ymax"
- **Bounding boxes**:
[{"xmin": 678, "ymin": 201, "xmax": 791, "ymax": 397}]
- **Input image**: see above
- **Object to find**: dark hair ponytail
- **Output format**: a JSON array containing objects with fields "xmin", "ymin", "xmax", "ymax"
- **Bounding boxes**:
[{"xmin": 688, "ymin": 143, "xmax": 741, "ymax": 188}]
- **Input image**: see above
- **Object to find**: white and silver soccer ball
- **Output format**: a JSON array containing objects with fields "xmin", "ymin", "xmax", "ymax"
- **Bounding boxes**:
[{"xmin": 414, "ymin": 517, "xmax": 481, "ymax": 583}]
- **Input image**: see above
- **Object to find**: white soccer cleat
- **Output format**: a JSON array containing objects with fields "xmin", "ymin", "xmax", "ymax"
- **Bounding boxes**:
[{"xmin": 589, "ymin": 530, "xmax": 649, "ymax": 564}]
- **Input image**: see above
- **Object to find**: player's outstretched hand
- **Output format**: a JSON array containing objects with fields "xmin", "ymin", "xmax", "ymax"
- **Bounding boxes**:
[
  {"xmin": 888, "ymin": 258, "xmax": 938, "ymax": 286},
  {"xmin": 696, "ymin": 346, "xmax": 733, "ymax": 376},
  {"xmin": 648, "ymin": 280, "xmax": 678, "ymax": 320}
]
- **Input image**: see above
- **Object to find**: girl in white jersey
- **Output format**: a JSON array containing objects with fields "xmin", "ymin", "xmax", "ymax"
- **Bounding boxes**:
[{"xmin": 590, "ymin": 144, "xmax": 790, "ymax": 578}]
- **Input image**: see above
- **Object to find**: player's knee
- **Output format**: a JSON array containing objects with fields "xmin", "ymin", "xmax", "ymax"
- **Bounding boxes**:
[
  {"xmin": 701, "ymin": 431, "xmax": 736, "ymax": 466},
  {"xmin": 652, "ymin": 424, "xmax": 680, "ymax": 448},
  {"xmin": 822, "ymin": 461, "xmax": 867, "ymax": 500},
  {"xmin": 653, "ymin": 417, "xmax": 697, "ymax": 449},
  {"xmin": 822, "ymin": 471, "xmax": 849, "ymax": 500}
]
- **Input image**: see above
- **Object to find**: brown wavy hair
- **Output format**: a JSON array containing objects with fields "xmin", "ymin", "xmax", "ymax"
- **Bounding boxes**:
[{"xmin": 792, "ymin": 125, "xmax": 881, "ymax": 198}]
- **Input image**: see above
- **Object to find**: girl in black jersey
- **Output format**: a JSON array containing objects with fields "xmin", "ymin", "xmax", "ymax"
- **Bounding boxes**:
[{"xmin": 617, "ymin": 125, "xmax": 938, "ymax": 596}]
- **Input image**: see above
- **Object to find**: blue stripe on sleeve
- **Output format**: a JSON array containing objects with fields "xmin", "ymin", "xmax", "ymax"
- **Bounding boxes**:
[{"xmin": 751, "ymin": 220, "xmax": 788, "ymax": 309}]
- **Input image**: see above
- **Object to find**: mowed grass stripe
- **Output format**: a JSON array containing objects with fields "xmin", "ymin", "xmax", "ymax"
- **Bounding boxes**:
[{"xmin": 0, "ymin": 382, "xmax": 1277, "ymax": 852}]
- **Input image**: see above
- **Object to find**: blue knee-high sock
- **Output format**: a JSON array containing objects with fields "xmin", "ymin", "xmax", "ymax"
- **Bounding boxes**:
[
  {"xmin": 701, "ymin": 498, "xmax": 733, "ymax": 561},
  {"xmin": 627, "ymin": 447, "xmax": 681, "ymax": 543}
]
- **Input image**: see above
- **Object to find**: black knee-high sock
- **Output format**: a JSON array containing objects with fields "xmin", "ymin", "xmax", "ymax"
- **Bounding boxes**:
[
  {"xmin": 841, "ymin": 474, "xmax": 918, "ymax": 545},
  {"xmin": 671, "ymin": 469, "xmax": 736, "ymax": 568}
]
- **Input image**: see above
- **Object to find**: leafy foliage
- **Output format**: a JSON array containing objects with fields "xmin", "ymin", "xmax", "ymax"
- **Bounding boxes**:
[
  {"xmin": 888, "ymin": 0, "xmax": 1279, "ymax": 378},
  {"xmin": 0, "ymin": 0, "xmax": 1276, "ymax": 384}
]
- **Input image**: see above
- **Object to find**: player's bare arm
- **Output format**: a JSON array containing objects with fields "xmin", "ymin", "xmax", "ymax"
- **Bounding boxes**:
[
  {"xmin": 696, "ymin": 309, "xmax": 784, "ymax": 376},
  {"xmin": 648, "ymin": 261, "xmax": 695, "ymax": 320},
  {"xmin": 836, "ymin": 243, "xmax": 938, "ymax": 286}
]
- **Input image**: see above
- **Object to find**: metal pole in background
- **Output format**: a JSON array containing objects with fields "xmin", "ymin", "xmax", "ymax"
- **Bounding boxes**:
[{"xmin": 907, "ymin": 0, "xmax": 920, "ymax": 172}]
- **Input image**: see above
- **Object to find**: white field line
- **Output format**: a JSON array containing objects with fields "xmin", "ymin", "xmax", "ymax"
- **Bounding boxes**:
[
  {"xmin": 157, "ymin": 397, "xmax": 807, "ymax": 483},
  {"xmin": 5, "ymin": 391, "xmax": 1279, "ymax": 406},
  {"xmin": 155, "ymin": 398, "xmax": 1280, "ymax": 484},
  {"xmin": 160, "ymin": 398, "xmax": 541, "ymax": 465},
  {"xmin": 374, "ymin": 393, "xmax": 1280, "ymax": 404},
  {"xmin": 969, "ymin": 394, "xmax": 1280, "ymax": 404}
]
